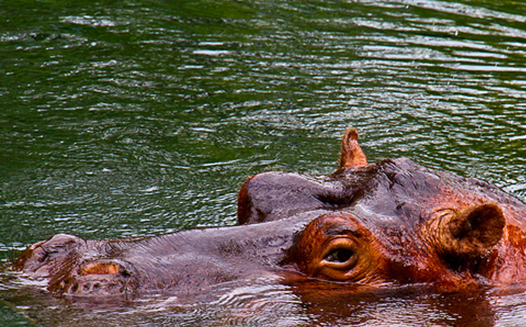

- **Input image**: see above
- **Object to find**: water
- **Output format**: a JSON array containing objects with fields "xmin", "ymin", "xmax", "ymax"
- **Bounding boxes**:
[{"xmin": 0, "ymin": 0, "xmax": 525, "ymax": 325}]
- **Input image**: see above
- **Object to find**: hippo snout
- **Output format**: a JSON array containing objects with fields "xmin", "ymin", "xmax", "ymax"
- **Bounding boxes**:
[
  {"xmin": 14, "ymin": 234, "xmax": 139, "ymax": 299},
  {"xmin": 14, "ymin": 234, "xmax": 83, "ymax": 277}
]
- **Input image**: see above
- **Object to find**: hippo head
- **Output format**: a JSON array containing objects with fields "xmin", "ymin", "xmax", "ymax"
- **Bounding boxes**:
[
  {"xmin": 13, "ymin": 128, "xmax": 524, "ymax": 301},
  {"xmin": 240, "ymin": 129, "xmax": 510, "ymax": 290},
  {"xmin": 281, "ymin": 204, "xmax": 504, "ymax": 289}
]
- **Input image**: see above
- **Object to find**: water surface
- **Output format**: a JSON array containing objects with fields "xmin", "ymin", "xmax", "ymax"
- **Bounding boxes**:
[{"xmin": 1, "ymin": 0, "xmax": 525, "ymax": 326}]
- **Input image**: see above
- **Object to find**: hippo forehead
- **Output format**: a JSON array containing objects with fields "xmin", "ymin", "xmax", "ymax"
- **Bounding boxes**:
[
  {"xmin": 331, "ymin": 158, "xmax": 510, "ymax": 241},
  {"xmin": 239, "ymin": 157, "xmax": 468, "ymax": 229}
]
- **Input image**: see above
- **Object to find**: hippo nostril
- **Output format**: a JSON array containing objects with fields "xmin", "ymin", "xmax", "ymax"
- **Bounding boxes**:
[{"xmin": 68, "ymin": 283, "xmax": 78, "ymax": 293}]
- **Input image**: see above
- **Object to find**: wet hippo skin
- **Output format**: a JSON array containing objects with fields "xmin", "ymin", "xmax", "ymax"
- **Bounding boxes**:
[{"xmin": 14, "ymin": 129, "xmax": 526, "ymax": 300}]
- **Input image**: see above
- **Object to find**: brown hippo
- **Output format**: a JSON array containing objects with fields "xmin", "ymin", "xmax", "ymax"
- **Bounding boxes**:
[{"xmin": 13, "ymin": 129, "xmax": 526, "ymax": 301}]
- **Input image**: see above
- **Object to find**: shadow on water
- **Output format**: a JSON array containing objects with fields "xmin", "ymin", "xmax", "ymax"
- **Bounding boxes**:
[{"xmin": 1, "ymin": 0, "xmax": 526, "ymax": 325}]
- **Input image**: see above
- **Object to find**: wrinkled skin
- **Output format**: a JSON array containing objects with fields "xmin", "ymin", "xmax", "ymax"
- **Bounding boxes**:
[{"xmin": 13, "ymin": 129, "xmax": 526, "ymax": 301}]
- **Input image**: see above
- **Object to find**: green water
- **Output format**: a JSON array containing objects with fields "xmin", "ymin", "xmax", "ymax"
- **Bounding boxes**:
[{"xmin": 1, "ymin": 0, "xmax": 525, "ymax": 325}]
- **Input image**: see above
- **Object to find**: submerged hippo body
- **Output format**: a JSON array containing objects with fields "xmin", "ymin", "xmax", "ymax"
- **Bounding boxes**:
[{"xmin": 14, "ymin": 129, "xmax": 526, "ymax": 301}]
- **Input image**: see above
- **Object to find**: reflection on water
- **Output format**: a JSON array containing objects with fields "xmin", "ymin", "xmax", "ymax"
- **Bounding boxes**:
[
  {"xmin": 4, "ymin": 271, "xmax": 526, "ymax": 327},
  {"xmin": 1, "ymin": 0, "xmax": 525, "ymax": 325}
]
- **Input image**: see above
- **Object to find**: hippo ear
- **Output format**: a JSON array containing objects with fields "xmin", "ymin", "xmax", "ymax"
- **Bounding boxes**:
[
  {"xmin": 438, "ymin": 203, "xmax": 505, "ymax": 258},
  {"xmin": 339, "ymin": 128, "xmax": 368, "ymax": 169}
]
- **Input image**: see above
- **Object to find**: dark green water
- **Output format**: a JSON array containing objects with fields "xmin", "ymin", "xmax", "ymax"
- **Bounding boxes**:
[{"xmin": 1, "ymin": 0, "xmax": 525, "ymax": 325}]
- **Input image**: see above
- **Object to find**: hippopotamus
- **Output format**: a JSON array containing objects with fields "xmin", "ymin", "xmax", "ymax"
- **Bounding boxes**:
[{"xmin": 13, "ymin": 129, "xmax": 526, "ymax": 302}]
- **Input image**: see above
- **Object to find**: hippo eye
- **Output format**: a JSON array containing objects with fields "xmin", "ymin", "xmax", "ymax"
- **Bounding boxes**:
[
  {"xmin": 321, "ymin": 237, "xmax": 358, "ymax": 272},
  {"xmin": 325, "ymin": 249, "xmax": 354, "ymax": 263}
]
